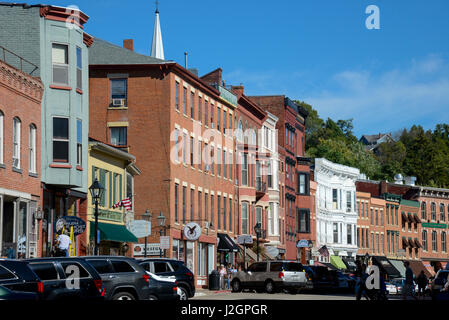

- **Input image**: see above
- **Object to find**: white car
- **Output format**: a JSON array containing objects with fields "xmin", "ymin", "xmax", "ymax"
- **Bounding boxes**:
[{"xmin": 386, "ymin": 282, "xmax": 398, "ymax": 295}]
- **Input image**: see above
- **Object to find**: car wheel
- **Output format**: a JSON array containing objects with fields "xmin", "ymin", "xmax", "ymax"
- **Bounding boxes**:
[
  {"xmin": 112, "ymin": 292, "xmax": 135, "ymax": 301},
  {"xmin": 178, "ymin": 287, "xmax": 189, "ymax": 300},
  {"xmin": 265, "ymin": 280, "xmax": 275, "ymax": 294},
  {"xmin": 231, "ymin": 279, "xmax": 242, "ymax": 293},
  {"xmin": 149, "ymin": 295, "xmax": 158, "ymax": 300}
]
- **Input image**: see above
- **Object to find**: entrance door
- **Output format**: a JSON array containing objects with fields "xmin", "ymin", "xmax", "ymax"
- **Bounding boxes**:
[{"xmin": 1, "ymin": 201, "xmax": 15, "ymax": 257}]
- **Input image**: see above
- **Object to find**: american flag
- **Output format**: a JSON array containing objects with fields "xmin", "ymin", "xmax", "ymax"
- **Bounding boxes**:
[
  {"xmin": 112, "ymin": 198, "xmax": 132, "ymax": 211},
  {"xmin": 318, "ymin": 245, "xmax": 329, "ymax": 257}
]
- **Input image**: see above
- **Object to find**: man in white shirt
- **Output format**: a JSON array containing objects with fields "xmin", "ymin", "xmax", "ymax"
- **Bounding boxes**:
[{"xmin": 55, "ymin": 230, "xmax": 72, "ymax": 257}]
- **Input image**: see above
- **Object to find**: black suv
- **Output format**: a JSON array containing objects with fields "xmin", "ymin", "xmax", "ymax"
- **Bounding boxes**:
[
  {"xmin": 24, "ymin": 257, "xmax": 104, "ymax": 300},
  {"xmin": 303, "ymin": 266, "xmax": 334, "ymax": 292},
  {"xmin": 84, "ymin": 256, "xmax": 151, "ymax": 300},
  {"xmin": 0, "ymin": 259, "xmax": 42, "ymax": 297},
  {"xmin": 138, "ymin": 258, "xmax": 195, "ymax": 300}
]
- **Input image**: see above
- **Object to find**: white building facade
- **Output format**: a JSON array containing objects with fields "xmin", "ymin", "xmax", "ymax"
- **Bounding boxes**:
[{"xmin": 314, "ymin": 158, "xmax": 359, "ymax": 263}]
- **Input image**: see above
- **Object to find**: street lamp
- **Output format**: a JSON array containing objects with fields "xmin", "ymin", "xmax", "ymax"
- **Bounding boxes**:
[
  {"xmin": 142, "ymin": 209, "xmax": 152, "ymax": 258},
  {"xmin": 157, "ymin": 212, "xmax": 166, "ymax": 257},
  {"xmin": 254, "ymin": 222, "xmax": 262, "ymax": 262},
  {"xmin": 89, "ymin": 179, "xmax": 104, "ymax": 256}
]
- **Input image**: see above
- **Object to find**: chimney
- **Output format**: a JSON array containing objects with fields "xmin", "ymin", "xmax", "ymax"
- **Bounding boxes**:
[
  {"xmin": 123, "ymin": 39, "xmax": 134, "ymax": 51},
  {"xmin": 380, "ymin": 180, "xmax": 388, "ymax": 195},
  {"xmin": 231, "ymin": 84, "xmax": 244, "ymax": 96}
]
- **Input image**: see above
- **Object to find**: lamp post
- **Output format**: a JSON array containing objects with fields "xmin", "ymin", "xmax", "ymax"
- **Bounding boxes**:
[
  {"xmin": 142, "ymin": 209, "xmax": 152, "ymax": 258},
  {"xmin": 157, "ymin": 212, "xmax": 166, "ymax": 258},
  {"xmin": 254, "ymin": 222, "xmax": 262, "ymax": 262},
  {"xmin": 89, "ymin": 179, "xmax": 105, "ymax": 256}
]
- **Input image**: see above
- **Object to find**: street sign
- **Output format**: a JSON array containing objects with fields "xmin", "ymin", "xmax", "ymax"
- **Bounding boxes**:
[
  {"xmin": 160, "ymin": 236, "xmax": 170, "ymax": 250},
  {"xmin": 237, "ymin": 235, "xmax": 253, "ymax": 245},
  {"xmin": 128, "ymin": 220, "xmax": 151, "ymax": 238}
]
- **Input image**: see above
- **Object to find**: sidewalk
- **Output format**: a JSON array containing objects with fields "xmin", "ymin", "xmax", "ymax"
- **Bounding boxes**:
[{"xmin": 195, "ymin": 288, "xmax": 232, "ymax": 297}]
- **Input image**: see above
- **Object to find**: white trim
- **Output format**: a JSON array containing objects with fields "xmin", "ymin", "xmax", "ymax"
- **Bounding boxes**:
[{"xmin": 0, "ymin": 188, "xmax": 32, "ymax": 200}]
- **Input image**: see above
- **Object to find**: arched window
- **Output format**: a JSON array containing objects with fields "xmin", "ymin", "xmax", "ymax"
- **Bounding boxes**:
[
  {"xmin": 0, "ymin": 110, "xmax": 3, "ymax": 164},
  {"xmin": 440, "ymin": 204, "xmax": 446, "ymax": 222},
  {"xmin": 422, "ymin": 230, "xmax": 428, "ymax": 252},
  {"xmin": 13, "ymin": 117, "xmax": 21, "ymax": 169},
  {"xmin": 431, "ymin": 202, "xmax": 437, "ymax": 221},
  {"xmin": 29, "ymin": 124, "xmax": 37, "ymax": 174},
  {"xmin": 421, "ymin": 202, "xmax": 427, "ymax": 220}
]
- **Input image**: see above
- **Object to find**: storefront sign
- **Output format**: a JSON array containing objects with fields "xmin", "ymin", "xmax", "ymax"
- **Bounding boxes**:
[
  {"xmin": 133, "ymin": 243, "xmax": 161, "ymax": 256},
  {"xmin": 128, "ymin": 220, "xmax": 151, "ymax": 238},
  {"xmin": 160, "ymin": 236, "xmax": 170, "ymax": 250},
  {"xmin": 55, "ymin": 216, "xmax": 86, "ymax": 236},
  {"xmin": 183, "ymin": 222, "xmax": 201, "ymax": 241},
  {"xmin": 422, "ymin": 223, "xmax": 447, "ymax": 229},
  {"xmin": 297, "ymin": 239, "xmax": 310, "ymax": 248}
]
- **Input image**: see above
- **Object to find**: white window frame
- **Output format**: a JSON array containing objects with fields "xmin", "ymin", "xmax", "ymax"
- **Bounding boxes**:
[
  {"xmin": 13, "ymin": 117, "xmax": 21, "ymax": 168},
  {"xmin": 29, "ymin": 124, "xmax": 37, "ymax": 173}
]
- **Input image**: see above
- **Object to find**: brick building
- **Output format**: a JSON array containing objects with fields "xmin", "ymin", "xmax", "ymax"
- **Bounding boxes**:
[
  {"xmin": 248, "ymin": 96, "xmax": 311, "ymax": 261},
  {"xmin": 0, "ymin": 54, "xmax": 43, "ymax": 258},
  {"xmin": 89, "ymin": 38, "xmax": 239, "ymax": 287}
]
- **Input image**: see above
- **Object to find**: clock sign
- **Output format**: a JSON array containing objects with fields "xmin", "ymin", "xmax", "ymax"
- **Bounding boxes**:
[{"xmin": 183, "ymin": 222, "xmax": 202, "ymax": 241}]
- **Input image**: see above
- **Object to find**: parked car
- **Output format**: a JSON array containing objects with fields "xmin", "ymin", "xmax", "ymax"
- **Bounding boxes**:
[
  {"xmin": 0, "ymin": 285, "xmax": 38, "ymax": 301},
  {"xmin": 328, "ymin": 270, "xmax": 355, "ymax": 292},
  {"xmin": 84, "ymin": 256, "xmax": 151, "ymax": 301},
  {"xmin": 430, "ymin": 270, "xmax": 449, "ymax": 299},
  {"xmin": 303, "ymin": 266, "xmax": 334, "ymax": 292},
  {"xmin": 24, "ymin": 257, "xmax": 104, "ymax": 300},
  {"xmin": 0, "ymin": 259, "xmax": 43, "ymax": 297},
  {"xmin": 138, "ymin": 258, "xmax": 195, "ymax": 300},
  {"xmin": 230, "ymin": 261, "xmax": 311, "ymax": 294},
  {"xmin": 390, "ymin": 278, "xmax": 417, "ymax": 295},
  {"xmin": 145, "ymin": 271, "xmax": 180, "ymax": 301},
  {"xmin": 385, "ymin": 282, "xmax": 398, "ymax": 295}
]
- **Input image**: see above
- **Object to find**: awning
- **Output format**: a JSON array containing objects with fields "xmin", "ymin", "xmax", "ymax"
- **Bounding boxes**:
[
  {"xmin": 408, "ymin": 238, "xmax": 416, "ymax": 248},
  {"xmin": 330, "ymin": 255, "xmax": 347, "ymax": 270},
  {"xmin": 413, "ymin": 213, "xmax": 421, "ymax": 224},
  {"xmin": 402, "ymin": 237, "xmax": 409, "ymax": 248},
  {"xmin": 389, "ymin": 259, "xmax": 406, "ymax": 278},
  {"xmin": 217, "ymin": 233, "xmax": 239, "ymax": 252},
  {"xmin": 371, "ymin": 256, "xmax": 401, "ymax": 278},
  {"xmin": 408, "ymin": 213, "xmax": 415, "ymax": 224},
  {"xmin": 414, "ymin": 238, "xmax": 422, "ymax": 248},
  {"xmin": 89, "ymin": 222, "xmax": 138, "ymax": 243},
  {"xmin": 402, "ymin": 212, "xmax": 409, "ymax": 223},
  {"xmin": 408, "ymin": 260, "xmax": 432, "ymax": 278}
]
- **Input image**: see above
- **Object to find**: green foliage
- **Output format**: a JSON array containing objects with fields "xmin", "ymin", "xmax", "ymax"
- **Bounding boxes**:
[{"xmin": 295, "ymin": 99, "xmax": 449, "ymax": 187}]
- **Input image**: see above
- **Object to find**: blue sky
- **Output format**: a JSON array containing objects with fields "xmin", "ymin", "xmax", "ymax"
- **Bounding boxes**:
[{"xmin": 16, "ymin": 0, "xmax": 449, "ymax": 137}]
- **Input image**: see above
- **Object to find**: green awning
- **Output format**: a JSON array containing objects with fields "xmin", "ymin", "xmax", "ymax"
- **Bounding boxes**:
[
  {"xmin": 90, "ymin": 222, "xmax": 138, "ymax": 243},
  {"xmin": 330, "ymin": 255, "xmax": 347, "ymax": 270}
]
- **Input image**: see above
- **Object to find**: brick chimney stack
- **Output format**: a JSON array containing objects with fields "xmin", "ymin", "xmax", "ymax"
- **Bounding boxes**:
[
  {"xmin": 231, "ymin": 85, "xmax": 244, "ymax": 96},
  {"xmin": 123, "ymin": 39, "xmax": 134, "ymax": 51}
]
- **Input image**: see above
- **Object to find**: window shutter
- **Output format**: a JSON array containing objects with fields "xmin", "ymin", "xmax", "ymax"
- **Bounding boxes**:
[
  {"xmin": 91, "ymin": 166, "xmax": 96, "ymax": 204},
  {"xmin": 109, "ymin": 172, "xmax": 112, "ymax": 208},
  {"xmin": 100, "ymin": 169, "xmax": 106, "ymax": 207},
  {"xmin": 119, "ymin": 174, "xmax": 123, "ymax": 201}
]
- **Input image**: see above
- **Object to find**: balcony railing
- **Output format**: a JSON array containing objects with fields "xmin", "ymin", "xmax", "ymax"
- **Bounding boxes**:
[{"xmin": 0, "ymin": 46, "xmax": 39, "ymax": 76}]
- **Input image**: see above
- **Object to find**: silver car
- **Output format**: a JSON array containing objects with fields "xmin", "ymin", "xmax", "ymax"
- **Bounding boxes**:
[{"xmin": 231, "ymin": 261, "xmax": 312, "ymax": 294}]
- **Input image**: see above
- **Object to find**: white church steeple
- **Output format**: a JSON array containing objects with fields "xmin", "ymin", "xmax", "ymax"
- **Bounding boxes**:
[{"xmin": 151, "ymin": 0, "xmax": 165, "ymax": 60}]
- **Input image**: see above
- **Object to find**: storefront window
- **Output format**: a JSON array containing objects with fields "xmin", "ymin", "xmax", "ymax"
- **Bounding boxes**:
[
  {"xmin": 179, "ymin": 241, "xmax": 185, "ymax": 262},
  {"xmin": 172, "ymin": 239, "xmax": 179, "ymax": 260},
  {"xmin": 17, "ymin": 202, "xmax": 28, "ymax": 259},
  {"xmin": 186, "ymin": 242, "xmax": 194, "ymax": 273}
]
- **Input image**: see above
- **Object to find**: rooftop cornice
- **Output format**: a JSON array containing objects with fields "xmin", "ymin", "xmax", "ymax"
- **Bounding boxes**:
[
  {"xmin": 40, "ymin": 5, "xmax": 89, "ymax": 29},
  {"xmin": 0, "ymin": 60, "xmax": 43, "ymax": 103}
]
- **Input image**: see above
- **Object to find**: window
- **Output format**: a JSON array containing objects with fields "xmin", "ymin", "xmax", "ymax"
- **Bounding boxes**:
[
  {"xmin": 0, "ymin": 111, "xmax": 3, "ymax": 164},
  {"xmin": 217, "ymin": 108, "xmax": 221, "ymax": 132},
  {"xmin": 76, "ymin": 47, "xmax": 82, "ymax": 90},
  {"xmin": 217, "ymin": 149, "xmax": 221, "ymax": 176},
  {"xmin": 61, "ymin": 262, "xmax": 90, "ymax": 278},
  {"xmin": 210, "ymin": 195, "xmax": 214, "ymax": 228},
  {"xmin": 182, "ymin": 186, "xmax": 187, "ymax": 224},
  {"xmin": 198, "ymin": 191, "xmax": 202, "ymax": 222},
  {"xmin": 76, "ymin": 120, "xmax": 82, "ymax": 166},
  {"xmin": 431, "ymin": 203, "xmax": 437, "ymax": 221},
  {"xmin": 190, "ymin": 137, "xmax": 194, "ymax": 166},
  {"xmin": 421, "ymin": 202, "xmax": 427, "ymax": 220},
  {"xmin": 53, "ymin": 117, "xmax": 68, "ymax": 163},
  {"xmin": 52, "ymin": 43, "xmax": 69, "ymax": 85},
  {"xmin": 175, "ymin": 82, "xmax": 179, "ymax": 110},
  {"xmin": 223, "ymin": 197, "xmax": 227, "ymax": 230},
  {"xmin": 30, "ymin": 263, "xmax": 59, "ymax": 281},
  {"xmin": 333, "ymin": 223, "xmax": 339, "ymax": 243},
  {"xmin": 198, "ymin": 96, "xmax": 202, "ymax": 122},
  {"xmin": 422, "ymin": 230, "xmax": 428, "ymax": 252},
  {"xmin": 153, "ymin": 262, "xmax": 172, "ymax": 273},
  {"xmin": 347, "ymin": 225, "xmax": 352, "ymax": 245},
  {"xmin": 298, "ymin": 209, "xmax": 310, "ymax": 233},
  {"xmin": 204, "ymin": 100, "xmax": 208, "ymax": 126},
  {"xmin": 442, "ymin": 232, "xmax": 447, "ymax": 253},
  {"xmin": 242, "ymin": 202, "xmax": 248, "ymax": 234},
  {"xmin": 375, "ymin": 209, "xmax": 379, "ymax": 226},
  {"xmin": 256, "ymin": 207, "xmax": 262, "ymax": 226},
  {"xmin": 183, "ymin": 87, "xmax": 187, "ymax": 115},
  {"xmin": 29, "ymin": 124, "xmax": 37, "ymax": 173},
  {"xmin": 332, "ymin": 189, "xmax": 338, "ymax": 209},
  {"xmin": 111, "ymin": 260, "xmax": 135, "ymax": 273},
  {"xmin": 190, "ymin": 92, "xmax": 194, "ymax": 119},
  {"xmin": 190, "ymin": 189, "xmax": 194, "ymax": 222},
  {"xmin": 432, "ymin": 231, "xmax": 437, "ymax": 252},
  {"xmin": 111, "ymin": 79, "xmax": 127, "ymax": 106},
  {"xmin": 241, "ymin": 154, "xmax": 248, "ymax": 186},
  {"xmin": 0, "ymin": 266, "xmax": 16, "ymax": 280},
  {"xmin": 198, "ymin": 140, "xmax": 202, "ymax": 170},
  {"xmin": 346, "ymin": 191, "xmax": 352, "ymax": 212},
  {"xmin": 223, "ymin": 151, "xmax": 227, "ymax": 179},
  {"xmin": 440, "ymin": 204, "xmax": 446, "ymax": 222},
  {"xmin": 183, "ymin": 133, "xmax": 187, "ymax": 164},
  {"xmin": 110, "ymin": 127, "xmax": 127, "ymax": 146},
  {"xmin": 371, "ymin": 208, "xmax": 374, "ymax": 225},
  {"xmin": 223, "ymin": 111, "xmax": 227, "ymax": 133},
  {"xmin": 229, "ymin": 113, "xmax": 232, "ymax": 130},
  {"xmin": 205, "ymin": 193, "xmax": 208, "ymax": 223},
  {"xmin": 229, "ymin": 153, "xmax": 233, "ymax": 181},
  {"xmin": 217, "ymin": 196, "xmax": 221, "ymax": 230},
  {"xmin": 174, "ymin": 183, "xmax": 179, "ymax": 222},
  {"xmin": 210, "ymin": 103, "xmax": 214, "ymax": 128}
]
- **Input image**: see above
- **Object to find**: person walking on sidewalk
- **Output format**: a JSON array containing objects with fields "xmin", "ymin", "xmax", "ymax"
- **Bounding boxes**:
[
  {"xmin": 219, "ymin": 265, "xmax": 226, "ymax": 290},
  {"xmin": 417, "ymin": 270, "xmax": 428, "ymax": 300},
  {"xmin": 403, "ymin": 261, "xmax": 418, "ymax": 300}
]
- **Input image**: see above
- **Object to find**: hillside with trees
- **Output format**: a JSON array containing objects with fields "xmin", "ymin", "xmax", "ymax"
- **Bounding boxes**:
[{"xmin": 295, "ymin": 101, "xmax": 449, "ymax": 188}]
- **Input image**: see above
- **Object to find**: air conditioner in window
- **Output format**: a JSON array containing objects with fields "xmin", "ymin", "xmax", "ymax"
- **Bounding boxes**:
[{"xmin": 112, "ymin": 98, "xmax": 125, "ymax": 107}]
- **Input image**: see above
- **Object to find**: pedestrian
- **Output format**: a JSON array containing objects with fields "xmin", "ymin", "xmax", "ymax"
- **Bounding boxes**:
[
  {"xmin": 55, "ymin": 229, "xmax": 72, "ymax": 257},
  {"xmin": 226, "ymin": 264, "xmax": 233, "ymax": 290},
  {"xmin": 219, "ymin": 265, "xmax": 226, "ymax": 290},
  {"xmin": 402, "ymin": 261, "xmax": 418, "ymax": 300},
  {"xmin": 416, "ymin": 270, "xmax": 428, "ymax": 300},
  {"xmin": 355, "ymin": 261, "xmax": 369, "ymax": 300}
]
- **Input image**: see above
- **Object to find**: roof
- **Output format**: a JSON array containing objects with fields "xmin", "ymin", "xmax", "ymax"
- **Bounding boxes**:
[
  {"xmin": 89, "ymin": 38, "xmax": 172, "ymax": 66},
  {"xmin": 360, "ymin": 133, "xmax": 393, "ymax": 145}
]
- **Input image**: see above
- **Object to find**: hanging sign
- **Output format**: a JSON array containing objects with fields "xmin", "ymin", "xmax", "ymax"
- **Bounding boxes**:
[
  {"xmin": 183, "ymin": 222, "xmax": 202, "ymax": 241},
  {"xmin": 128, "ymin": 220, "xmax": 152, "ymax": 238},
  {"xmin": 55, "ymin": 216, "xmax": 86, "ymax": 236}
]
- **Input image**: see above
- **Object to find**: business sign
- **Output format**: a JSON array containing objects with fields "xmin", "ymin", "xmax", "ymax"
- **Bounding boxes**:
[
  {"xmin": 55, "ymin": 216, "xmax": 86, "ymax": 236},
  {"xmin": 237, "ymin": 235, "xmax": 253, "ymax": 245},
  {"xmin": 297, "ymin": 239, "xmax": 310, "ymax": 248},
  {"xmin": 133, "ymin": 243, "xmax": 161, "ymax": 256},
  {"xmin": 160, "ymin": 236, "xmax": 170, "ymax": 250},
  {"xmin": 128, "ymin": 220, "xmax": 151, "ymax": 238},
  {"xmin": 183, "ymin": 222, "xmax": 201, "ymax": 241}
]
